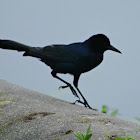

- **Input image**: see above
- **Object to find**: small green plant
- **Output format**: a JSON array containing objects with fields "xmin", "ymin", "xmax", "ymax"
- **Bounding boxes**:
[
  {"xmin": 102, "ymin": 105, "xmax": 109, "ymax": 113},
  {"xmin": 105, "ymin": 124, "xmax": 140, "ymax": 140},
  {"xmin": 105, "ymin": 115, "xmax": 140, "ymax": 140},
  {"xmin": 105, "ymin": 134, "xmax": 134, "ymax": 140},
  {"xmin": 110, "ymin": 109, "xmax": 119, "ymax": 116},
  {"xmin": 73, "ymin": 123, "xmax": 140, "ymax": 140},
  {"xmin": 101, "ymin": 105, "xmax": 119, "ymax": 116},
  {"xmin": 73, "ymin": 124, "xmax": 92, "ymax": 140}
]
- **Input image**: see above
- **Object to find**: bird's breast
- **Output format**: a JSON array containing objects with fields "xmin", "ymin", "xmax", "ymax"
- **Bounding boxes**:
[{"xmin": 75, "ymin": 53, "xmax": 103, "ymax": 73}]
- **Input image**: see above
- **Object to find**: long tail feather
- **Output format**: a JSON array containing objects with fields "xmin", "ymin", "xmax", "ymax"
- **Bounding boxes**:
[{"xmin": 0, "ymin": 39, "xmax": 30, "ymax": 52}]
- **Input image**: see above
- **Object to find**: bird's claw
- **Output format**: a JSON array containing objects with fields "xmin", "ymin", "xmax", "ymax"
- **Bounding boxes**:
[
  {"xmin": 59, "ymin": 85, "xmax": 80, "ymax": 99},
  {"xmin": 59, "ymin": 85, "xmax": 69, "ymax": 89},
  {"xmin": 75, "ymin": 100, "xmax": 98, "ymax": 111}
]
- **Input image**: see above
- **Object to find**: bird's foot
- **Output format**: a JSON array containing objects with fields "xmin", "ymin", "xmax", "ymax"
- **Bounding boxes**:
[
  {"xmin": 75, "ymin": 100, "xmax": 98, "ymax": 111},
  {"xmin": 59, "ymin": 85, "xmax": 69, "ymax": 89},
  {"xmin": 59, "ymin": 84, "xmax": 80, "ymax": 100}
]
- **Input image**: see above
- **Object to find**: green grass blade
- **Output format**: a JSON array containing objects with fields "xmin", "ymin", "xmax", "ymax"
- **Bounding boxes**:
[
  {"xmin": 102, "ymin": 105, "xmax": 109, "ymax": 113},
  {"xmin": 86, "ymin": 124, "xmax": 91, "ymax": 134},
  {"xmin": 115, "ymin": 138, "xmax": 125, "ymax": 140},
  {"xmin": 124, "ymin": 136, "xmax": 134, "ymax": 140},
  {"xmin": 111, "ymin": 109, "xmax": 119, "ymax": 116},
  {"xmin": 85, "ymin": 134, "xmax": 92, "ymax": 140},
  {"xmin": 73, "ymin": 131, "xmax": 83, "ymax": 140}
]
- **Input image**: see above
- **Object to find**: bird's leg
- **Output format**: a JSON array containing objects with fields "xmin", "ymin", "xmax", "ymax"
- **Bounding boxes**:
[
  {"xmin": 56, "ymin": 77, "xmax": 80, "ymax": 99},
  {"xmin": 75, "ymin": 87, "xmax": 97, "ymax": 111},
  {"xmin": 73, "ymin": 74, "xmax": 97, "ymax": 111},
  {"xmin": 51, "ymin": 71, "xmax": 80, "ymax": 99}
]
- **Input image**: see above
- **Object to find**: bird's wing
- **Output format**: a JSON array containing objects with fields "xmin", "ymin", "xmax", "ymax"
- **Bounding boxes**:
[{"xmin": 36, "ymin": 44, "xmax": 81, "ymax": 63}]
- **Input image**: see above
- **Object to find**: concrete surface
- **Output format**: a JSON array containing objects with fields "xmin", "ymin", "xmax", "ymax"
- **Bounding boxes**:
[{"xmin": 0, "ymin": 79, "xmax": 139, "ymax": 140}]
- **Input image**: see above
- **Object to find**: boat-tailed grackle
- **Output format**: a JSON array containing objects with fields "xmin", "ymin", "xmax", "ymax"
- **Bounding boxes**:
[{"xmin": 0, "ymin": 34, "xmax": 121, "ymax": 110}]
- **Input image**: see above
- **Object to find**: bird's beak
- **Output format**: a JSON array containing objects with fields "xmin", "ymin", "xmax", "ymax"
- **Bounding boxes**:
[{"xmin": 107, "ymin": 45, "xmax": 122, "ymax": 54}]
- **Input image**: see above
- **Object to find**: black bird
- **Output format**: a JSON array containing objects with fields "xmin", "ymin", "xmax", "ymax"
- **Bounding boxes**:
[{"xmin": 0, "ymin": 34, "xmax": 121, "ymax": 110}]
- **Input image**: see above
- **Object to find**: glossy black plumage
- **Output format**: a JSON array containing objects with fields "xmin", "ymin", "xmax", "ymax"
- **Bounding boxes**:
[{"xmin": 0, "ymin": 34, "xmax": 121, "ymax": 109}]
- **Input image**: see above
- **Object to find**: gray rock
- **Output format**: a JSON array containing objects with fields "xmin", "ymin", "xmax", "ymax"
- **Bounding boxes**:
[{"xmin": 0, "ymin": 79, "xmax": 139, "ymax": 140}]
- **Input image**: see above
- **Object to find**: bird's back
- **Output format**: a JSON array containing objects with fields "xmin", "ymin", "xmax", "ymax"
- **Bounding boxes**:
[{"xmin": 29, "ymin": 43, "xmax": 104, "ymax": 74}]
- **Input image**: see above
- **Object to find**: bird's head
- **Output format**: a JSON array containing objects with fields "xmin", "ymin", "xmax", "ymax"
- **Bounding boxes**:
[{"xmin": 84, "ymin": 34, "xmax": 121, "ymax": 54}]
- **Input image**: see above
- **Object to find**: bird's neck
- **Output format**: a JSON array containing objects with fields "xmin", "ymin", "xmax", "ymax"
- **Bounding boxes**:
[{"xmin": 84, "ymin": 41, "xmax": 105, "ymax": 53}]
